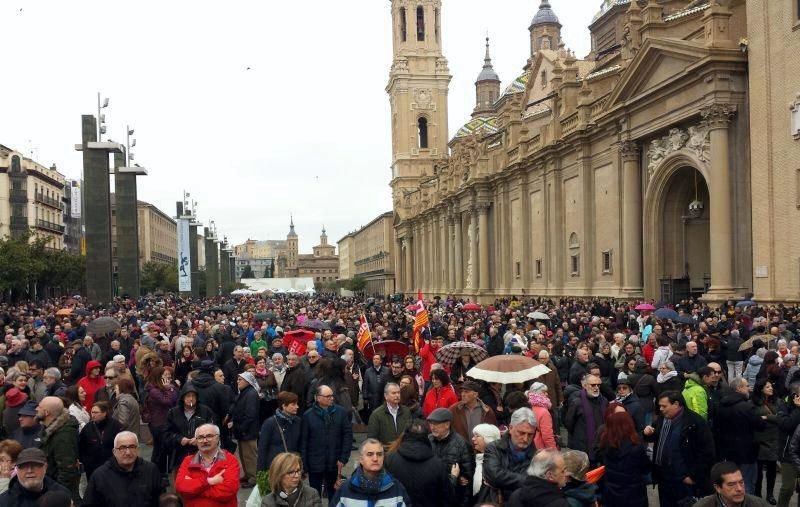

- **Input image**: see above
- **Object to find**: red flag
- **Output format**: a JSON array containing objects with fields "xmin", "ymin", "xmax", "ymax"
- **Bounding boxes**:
[
  {"xmin": 357, "ymin": 314, "xmax": 373, "ymax": 354},
  {"xmin": 411, "ymin": 293, "xmax": 428, "ymax": 353}
]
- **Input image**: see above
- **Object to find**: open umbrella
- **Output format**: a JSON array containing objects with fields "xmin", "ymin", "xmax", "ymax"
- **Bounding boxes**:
[
  {"xmin": 738, "ymin": 334, "xmax": 776, "ymax": 352},
  {"xmin": 74, "ymin": 309, "xmax": 90, "ymax": 317},
  {"xmin": 436, "ymin": 341, "xmax": 488, "ymax": 365},
  {"xmin": 284, "ymin": 329, "xmax": 316, "ymax": 356},
  {"xmin": 736, "ymin": 300, "xmax": 756, "ymax": 308},
  {"xmin": 654, "ymin": 308, "xmax": 679, "ymax": 321},
  {"xmin": 467, "ymin": 355, "xmax": 551, "ymax": 384},
  {"xmin": 526, "ymin": 311, "xmax": 550, "ymax": 320},
  {"xmin": 56, "ymin": 308, "xmax": 73, "ymax": 317},
  {"xmin": 254, "ymin": 312, "xmax": 276, "ymax": 321},
  {"xmin": 635, "ymin": 303, "xmax": 656, "ymax": 311},
  {"xmin": 674, "ymin": 314, "xmax": 696, "ymax": 325},
  {"xmin": 87, "ymin": 316, "xmax": 121, "ymax": 336},
  {"xmin": 462, "ymin": 303, "xmax": 482, "ymax": 312},
  {"xmin": 301, "ymin": 319, "xmax": 330, "ymax": 331},
  {"xmin": 363, "ymin": 340, "xmax": 410, "ymax": 362}
]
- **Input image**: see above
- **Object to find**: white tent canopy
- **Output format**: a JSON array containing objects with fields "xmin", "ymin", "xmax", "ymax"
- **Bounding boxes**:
[{"xmin": 239, "ymin": 277, "xmax": 315, "ymax": 294}]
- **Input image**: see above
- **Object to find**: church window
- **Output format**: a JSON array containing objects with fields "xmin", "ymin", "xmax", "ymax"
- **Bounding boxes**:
[
  {"xmin": 515, "ymin": 262, "xmax": 521, "ymax": 278},
  {"xmin": 602, "ymin": 250, "xmax": 613, "ymax": 274},
  {"xmin": 571, "ymin": 254, "xmax": 580, "ymax": 276},
  {"xmin": 399, "ymin": 7, "xmax": 407, "ymax": 42},
  {"xmin": 541, "ymin": 70, "xmax": 547, "ymax": 89},
  {"xmin": 417, "ymin": 6, "xmax": 425, "ymax": 41},
  {"xmin": 535, "ymin": 259, "xmax": 543, "ymax": 278},
  {"xmin": 418, "ymin": 117, "xmax": 429, "ymax": 148}
]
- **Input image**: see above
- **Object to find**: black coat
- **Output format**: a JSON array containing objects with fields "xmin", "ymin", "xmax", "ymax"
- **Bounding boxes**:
[
  {"xmin": 385, "ymin": 436, "xmax": 454, "ymax": 507},
  {"xmin": 568, "ymin": 360, "xmax": 589, "ymax": 386},
  {"xmin": 163, "ymin": 384, "xmax": 216, "ymax": 470},
  {"xmin": 230, "ymin": 383, "xmax": 260, "ymax": 441},
  {"xmin": 483, "ymin": 433, "xmax": 535, "ymax": 500},
  {"xmin": 78, "ymin": 416, "xmax": 124, "ymax": 478},
  {"xmin": 655, "ymin": 375, "xmax": 683, "ymax": 397},
  {"xmin": 777, "ymin": 399, "xmax": 800, "ymax": 463},
  {"xmin": 82, "ymin": 457, "xmax": 163, "ymax": 507},
  {"xmin": 429, "ymin": 431, "xmax": 474, "ymax": 483},
  {"xmin": 565, "ymin": 392, "xmax": 608, "ymax": 460},
  {"xmin": 300, "ymin": 404, "xmax": 352, "ymax": 473},
  {"xmin": 281, "ymin": 365, "xmax": 308, "ymax": 410},
  {"xmin": 0, "ymin": 476, "xmax": 70, "ymax": 507},
  {"xmin": 715, "ymin": 390, "xmax": 766, "ymax": 464},
  {"xmin": 222, "ymin": 358, "xmax": 246, "ymax": 390},
  {"xmin": 68, "ymin": 346, "xmax": 92, "ymax": 383},
  {"xmin": 506, "ymin": 476, "xmax": 569, "ymax": 507},
  {"xmin": 650, "ymin": 408, "xmax": 715, "ymax": 493},
  {"xmin": 190, "ymin": 373, "xmax": 232, "ymax": 424},
  {"xmin": 257, "ymin": 411, "xmax": 302, "ymax": 472},
  {"xmin": 362, "ymin": 365, "xmax": 389, "ymax": 411},
  {"xmin": 596, "ymin": 441, "xmax": 650, "ymax": 507}
]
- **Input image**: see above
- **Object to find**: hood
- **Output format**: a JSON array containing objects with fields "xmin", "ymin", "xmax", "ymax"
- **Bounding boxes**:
[
  {"xmin": 684, "ymin": 375, "xmax": 702, "ymax": 387},
  {"xmin": 85, "ymin": 359, "xmax": 103, "ymax": 377},
  {"xmin": 238, "ymin": 371, "xmax": 261, "ymax": 395},
  {"xmin": 563, "ymin": 479, "xmax": 598, "ymax": 503},
  {"xmin": 396, "ymin": 436, "xmax": 434, "ymax": 462},
  {"xmin": 191, "ymin": 372, "xmax": 216, "ymax": 389},
  {"xmin": 528, "ymin": 392, "xmax": 552, "ymax": 410},
  {"xmin": 748, "ymin": 355, "xmax": 763, "ymax": 367},
  {"xmin": 179, "ymin": 382, "xmax": 199, "ymax": 404},
  {"xmin": 720, "ymin": 390, "xmax": 749, "ymax": 407}
]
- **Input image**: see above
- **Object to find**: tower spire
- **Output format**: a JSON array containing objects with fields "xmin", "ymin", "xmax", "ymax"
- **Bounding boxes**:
[{"xmin": 474, "ymin": 35, "xmax": 501, "ymax": 116}]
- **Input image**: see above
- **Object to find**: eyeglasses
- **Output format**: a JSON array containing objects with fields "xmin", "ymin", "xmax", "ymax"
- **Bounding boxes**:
[
  {"xmin": 588, "ymin": 383, "xmax": 602, "ymax": 387},
  {"xmin": 286, "ymin": 469, "xmax": 302, "ymax": 476},
  {"xmin": 318, "ymin": 394, "xmax": 334, "ymax": 398},
  {"xmin": 115, "ymin": 444, "xmax": 138, "ymax": 452},
  {"xmin": 196, "ymin": 434, "xmax": 218, "ymax": 441},
  {"xmin": 105, "ymin": 376, "xmax": 117, "ymax": 380}
]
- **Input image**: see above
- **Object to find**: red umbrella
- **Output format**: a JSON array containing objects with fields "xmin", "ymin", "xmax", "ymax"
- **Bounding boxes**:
[
  {"xmin": 635, "ymin": 303, "xmax": 656, "ymax": 311},
  {"xmin": 363, "ymin": 340, "xmax": 410, "ymax": 362},
  {"xmin": 462, "ymin": 303, "xmax": 482, "ymax": 312}
]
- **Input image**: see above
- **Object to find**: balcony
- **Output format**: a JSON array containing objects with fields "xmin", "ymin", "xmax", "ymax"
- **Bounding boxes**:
[
  {"xmin": 35, "ymin": 219, "xmax": 65, "ymax": 234},
  {"xmin": 35, "ymin": 192, "xmax": 63, "ymax": 210},
  {"xmin": 9, "ymin": 188, "xmax": 27, "ymax": 203}
]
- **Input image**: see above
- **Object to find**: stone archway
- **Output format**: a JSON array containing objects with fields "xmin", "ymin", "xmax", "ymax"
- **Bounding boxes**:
[{"xmin": 644, "ymin": 151, "xmax": 712, "ymax": 301}]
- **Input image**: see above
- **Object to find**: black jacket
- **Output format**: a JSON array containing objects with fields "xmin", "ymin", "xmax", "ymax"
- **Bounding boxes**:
[
  {"xmin": 281, "ymin": 364, "xmax": 308, "ymax": 410},
  {"xmin": 300, "ymin": 403, "xmax": 353, "ymax": 473},
  {"xmin": 596, "ymin": 441, "xmax": 650, "ymax": 507},
  {"xmin": 78, "ymin": 416, "xmax": 124, "ymax": 478},
  {"xmin": 385, "ymin": 436, "xmax": 454, "ymax": 507},
  {"xmin": 565, "ymin": 392, "xmax": 608, "ymax": 460},
  {"xmin": 257, "ymin": 410, "xmax": 302, "ymax": 472},
  {"xmin": 483, "ymin": 433, "xmax": 535, "ymax": 500},
  {"xmin": 191, "ymin": 373, "xmax": 232, "ymax": 424},
  {"xmin": 777, "ymin": 399, "xmax": 800, "ymax": 463},
  {"xmin": 715, "ymin": 390, "xmax": 766, "ymax": 464},
  {"xmin": 68, "ymin": 346, "xmax": 92, "ymax": 384},
  {"xmin": 0, "ymin": 476, "xmax": 70, "ymax": 507},
  {"xmin": 568, "ymin": 360, "xmax": 589, "ymax": 386},
  {"xmin": 362, "ymin": 365, "xmax": 389, "ymax": 411},
  {"xmin": 82, "ymin": 457, "xmax": 163, "ymax": 507},
  {"xmin": 429, "ymin": 431, "xmax": 474, "ymax": 483},
  {"xmin": 230, "ymin": 383, "xmax": 260, "ymax": 441},
  {"xmin": 163, "ymin": 383, "xmax": 216, "ymax": 469},
  {"xmin": 506, "ymin": 476, "xmax": 569, "ymax": 507},
  {"xmin": 10, "ymin": 423, "xmax": 42, "ymax": 450},
  {"xmin": 650, "ymin": 408, "xmax": 715, "ymax": 493},
  {"xmin": 222, "ymin": 358, "xmax": 246, "ymax": 389}
]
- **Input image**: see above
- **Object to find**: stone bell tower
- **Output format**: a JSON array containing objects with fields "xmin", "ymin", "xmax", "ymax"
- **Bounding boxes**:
[{"xmin": 387, "ymin": 0, "xmax": 451, "ymax": 219}]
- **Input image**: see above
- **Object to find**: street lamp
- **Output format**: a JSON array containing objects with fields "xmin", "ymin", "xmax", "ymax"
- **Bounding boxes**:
[
  {"xmin": 126, "ymin": 125, "xmax": 135, "ymax": 168},
  {"xmin": 97, "ymin": 93, "xmax": 110, "ymax": 141}
]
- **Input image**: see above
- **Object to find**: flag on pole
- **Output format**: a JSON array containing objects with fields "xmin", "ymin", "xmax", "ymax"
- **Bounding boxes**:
[
  {"xmin": 357, "ymin": 314, "xmax": 373, "ymax": 354},
  {"xmin": 411, "ymin": 290, "xmax": 428, "ymax": 353}
]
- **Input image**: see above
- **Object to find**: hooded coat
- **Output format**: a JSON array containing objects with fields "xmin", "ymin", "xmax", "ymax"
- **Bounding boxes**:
[
  {"xmin": 164, "ymin": 383, "xmax": 216, "ymax": 470},
  {"xmin": 78, "ymin": 360, "xmax": 106, "ymax": 411},
  {"xmin": 191, "ymin": 371, "xmax": 232, "ymax": 424},
  {"xmin": 384, "ymin": 434, "xmax": 454, "ymax": 507},
  {"xmin": 506, "ymin": 476, "xmax": 569, "ymax": 507}
]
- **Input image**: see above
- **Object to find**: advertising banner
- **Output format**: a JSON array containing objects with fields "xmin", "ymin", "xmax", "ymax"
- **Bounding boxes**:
[{"xmin": 177, "ymin": 218, "xmax": 191, "ymax": 292}]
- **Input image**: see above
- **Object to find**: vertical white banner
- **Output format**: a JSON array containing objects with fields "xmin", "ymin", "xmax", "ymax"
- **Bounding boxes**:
[
  {"xmin": 177, "ymin": 218, "xmax": 191, "ymax": 292},
  {"xmin": 70, "ymin": 182, "xmax": 82, "ymax": 218}
]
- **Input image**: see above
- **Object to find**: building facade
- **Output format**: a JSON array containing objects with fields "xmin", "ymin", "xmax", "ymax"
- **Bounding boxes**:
[
  {"xmin": 111, "ymin": 195, "xmax": 177, "ymax": 270},
  {"xmin": 0, "ymin": 145, "xmax": 67, "ymax": 249},
  {"xmin": 389, "ymin": 0, "xmax": 799, "ymax": 303},
  {"xmin": 338, "ymin": 212, "xmax": 396, "ymax": 296},
  {"xmin": 298, "ymin": 227, "xmax": 339, "ymax": 286}
]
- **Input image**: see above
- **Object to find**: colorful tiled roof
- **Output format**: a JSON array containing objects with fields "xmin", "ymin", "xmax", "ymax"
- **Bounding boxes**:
[
  {"xmin": 454, "ymin": 116, "xmax": 500, "ymax": 139},
  {"xmin": 501, "ymin": 72, "xmax": 530, "ymax": 98}
]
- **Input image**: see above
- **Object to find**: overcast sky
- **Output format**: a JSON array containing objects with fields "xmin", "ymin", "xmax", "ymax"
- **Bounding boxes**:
[{"xmin": 2, "ymin": 0, "xmax": 595, "ymax": 252}]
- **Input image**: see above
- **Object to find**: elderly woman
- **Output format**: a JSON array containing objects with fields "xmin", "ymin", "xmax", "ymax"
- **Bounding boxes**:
[
  {"xmin": 0, "ymin": 439, "xmax": 22, "ymax": 494},
  {"xmin": 655, "ymin": 361, "xmax": 682, "ymax": 396},
  {"xmin": 270, "ymin": 353, "xmax": 287, "ymax": 390},
  {"xmin": 527, "ymin": 382, "xmax": 557, "ymax": 449},
  {"xmin": 261, "ymin": 452, "xmax": 321, "ymax": 507},
  {"xmin": 471, "ymin": 423, "xmax": 501, "ymax": 504}
]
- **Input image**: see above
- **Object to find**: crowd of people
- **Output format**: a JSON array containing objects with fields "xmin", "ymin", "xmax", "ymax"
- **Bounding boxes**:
[{"xmin": 0, "ymin": 293, "xmax": 796, "ymax": 506}]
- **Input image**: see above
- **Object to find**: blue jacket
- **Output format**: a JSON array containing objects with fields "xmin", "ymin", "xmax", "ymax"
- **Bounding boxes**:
[
  {"xmin": 257, "ymin": 410, "xmax": 302, "ymax": 472},
  {"xmin": 330, "ymin": 467, "xmax": 410, "ymax": 507},
  {"xmin": 230, "ymin": 384, "xmax": 260, "ymax": 441},
  {"xmin": 300, "ymin": 403, "xmax": 352, "ymax": 473}
]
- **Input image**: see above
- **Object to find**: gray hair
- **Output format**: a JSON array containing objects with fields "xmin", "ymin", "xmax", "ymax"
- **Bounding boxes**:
[
  {"xmin": 527, "ymin": 448, "xmax": 562, "ymax": 478},
  {"xmin": 731, "ymin": 376, "xmax": 749, "ymax": 391},
  {"xmin": 384, "ymin": 382, "xmax": 400, "ymax": 394},
  {"xmin": 316, "ymin": 384, "xmax": 333, "ymax": 396},
  {"xmin": 194, "ymin": 423, "xmax": 220, "ymax": 438},
  {"xmin": 113, "ymin": 431, "xmax": 139, "ymax": 448},
  {"xmin": 43, "ymin": 368, "xmax": 61, "ymax": 380},
  {"xmin": 509, "ymin": 407, "xmax": 537, "ymax": 428},
  {"xmin": 359, "ymin": 438, "xmax": 383, "ymax": 456},
  {"xmin": 272, "ymin": 352, "xmax": 284, "ymax": 361}
]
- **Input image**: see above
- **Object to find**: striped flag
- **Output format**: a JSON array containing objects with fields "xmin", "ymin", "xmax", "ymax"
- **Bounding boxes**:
[
  {"xmin": 357, "ymin": 314, "xmax": 373, "ymax": 353},
  {"xmin": 411, "ymin": 290, "xmax": 428, "ymax": 353}
]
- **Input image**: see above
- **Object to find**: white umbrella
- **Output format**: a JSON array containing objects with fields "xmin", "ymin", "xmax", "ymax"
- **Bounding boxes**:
[
  {"xmin": 467, "ymin": 355, "xmax": 551, "ymax": 384},
  {"xmin": 527, "ymin": 311, "xmax": 550, "ymax": 320}
]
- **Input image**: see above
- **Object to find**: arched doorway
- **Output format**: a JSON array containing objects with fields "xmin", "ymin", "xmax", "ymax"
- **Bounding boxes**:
[{"xmin": 644, "ymin": 153, "xmax": 712, "ymax": 302}]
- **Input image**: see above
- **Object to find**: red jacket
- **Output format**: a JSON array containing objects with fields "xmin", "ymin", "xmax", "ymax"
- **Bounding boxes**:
[
  {"xmin": 77, "ymin": 360, "xmax": 106, "ymax": 411},
  {"xmin": 422, "ymin": 385, "xmax": 458, "ymax": 417},
  {"xmin": 419, "ymin": 342, "xmax": 439, "ymax": 381},
  {"xmin": 175, "ymin": 449, "xmax": 240, "ymax": 507}
]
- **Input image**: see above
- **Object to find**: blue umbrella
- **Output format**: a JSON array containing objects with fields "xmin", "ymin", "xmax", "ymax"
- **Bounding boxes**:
[
  {"xmin": 674, "ymin": 314, "xmax": 696, "ymax": 325},
  {"xmin": 654, "ymin": 308, "xmax": 679, "ymax": 321},
  {"xmin": 736, "ymin": 300, "xmax": 755, "ymax": 308}
]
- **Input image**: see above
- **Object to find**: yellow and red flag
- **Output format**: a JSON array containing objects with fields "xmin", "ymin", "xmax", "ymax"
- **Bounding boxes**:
[
  {"xmin": 357, "ymin": 314, "xmax": 373, "ymax": 354},
  {"xmin": 411, "ymin": 290, "xmax": 428, "ymax": 353}
]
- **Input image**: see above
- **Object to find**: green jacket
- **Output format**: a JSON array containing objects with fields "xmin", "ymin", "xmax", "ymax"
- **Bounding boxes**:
[
  {"xmin": 367, "ymin": 404, "xmax": 412, "ymax": 449},
  {"xmin": 249, "ymin": 338, "xmax": 268, "ymax": 357},
  {"xmin": 682, "ymin": 376, "xmax": 708, "ymax": 420},
  {"xmin": 40, "ymin": 409, "xmax": 80, "ymax": 495}
]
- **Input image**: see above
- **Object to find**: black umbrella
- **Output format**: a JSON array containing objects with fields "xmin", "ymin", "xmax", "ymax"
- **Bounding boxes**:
[
  {"xmin": 254, "ymin": 312, "xmax": 276, "ymax": 321},
  {"xmin": 674, "ymin": 314, "xmax": 695, "ymax": 325},
  {"xmin": 301, "ymin": 319, "xmax": 330, "ymax": 331},
  {"xmin": 87, "ymin": 316, "xmax": 121, "ymax": 336},
  {"xmin": 654, "ymin": 308, "xmax": 679, "ymax": 321}
]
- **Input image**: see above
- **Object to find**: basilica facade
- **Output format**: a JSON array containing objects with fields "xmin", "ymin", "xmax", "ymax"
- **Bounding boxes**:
[{"xmin": 389, "ymin": 0, "xmax": 800, "ymax": 303}]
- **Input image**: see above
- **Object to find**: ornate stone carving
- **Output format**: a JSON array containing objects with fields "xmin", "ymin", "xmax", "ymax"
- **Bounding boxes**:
[
  {"xmin": 413, "ymin": 88, "xmax": 433, "ymax": 109},
  {"xmin": 701, "ymin": 104, "xmax": 737, "ymax": 129},
  {"xmin": 618, "ymin": 141, "xmax": 640, "ymax": 161},
  {"xmin": 647, "ymin": 124, "xmax": 713, "ymax": 177},
  {"xmin": 790, "ymin": 93, "xmax": 800, "ymax": 140},
  {"xmin": 686, "ymin": 125, "xmax": 711, "ymax": 163}
]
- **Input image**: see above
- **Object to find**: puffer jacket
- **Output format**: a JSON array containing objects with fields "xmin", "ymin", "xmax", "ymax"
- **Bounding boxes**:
[
  {"xmin": 428, "ymin": 431, "xmax": 474, "ymax": 484},
  {"xmin": 329, "ymin": 467, "xmax": 410, "ymax": 507},
  {"xmin": 483, "ymin": 433, "xmax": 535, "ymax": 500},
  {"xmin": 682, "ymin": 375, "xmax": 709, "ymax": 420},
  {"xmin": 744, "ymin": 354, "xmax": 764, "ymax": 390},
  {"xmin": 175, "ymin": 449, "xmax": 240, "ymax": 507}
]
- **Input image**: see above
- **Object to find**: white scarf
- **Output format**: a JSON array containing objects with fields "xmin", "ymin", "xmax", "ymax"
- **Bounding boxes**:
[
  {"xmin": 657, "ymin": 370, "xmax": 678, "ymax": 384},
  {"xmin": 473, "ymin": 453, "xmax": 484, "ymax": 496}
]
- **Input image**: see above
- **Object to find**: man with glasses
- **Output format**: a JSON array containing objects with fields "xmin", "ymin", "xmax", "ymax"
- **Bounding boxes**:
[
  {"xmin": 175, "ymin": 424, "xmax": 240, "ymax": 506},
  {"xmin": 301, "ymin": 385, "xmax": 352, "ymax": 499},
  {"xmin": 330, "ymin": 438, "xmax": 410, "ymax": 507},
  {"xmin": 94, "ymin": 366, "xmax": 118, "ymax": 409},
  {"xmin": 42, "ymin": 368, "xmax": 66, "ymax": 398},
  {"xmin": 82, "ymin": 431, "xmax": 163, "ymax": 506},
  {"xmin": 565, "ymin": 374, "xmax": 608, "ymax": 464},
  {"xmin": 0, "ymin": 448, "xmax": 69, "ymax": 505},
  {"xmin": 484, "ymin": 407, "xmax": 540, "ymax": 500}
]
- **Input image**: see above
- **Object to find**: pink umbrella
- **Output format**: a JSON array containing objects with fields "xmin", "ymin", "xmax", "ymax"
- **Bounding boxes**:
[{"xmin": 635, "ymin": 303, "xmax": 656, "ymax": 311}]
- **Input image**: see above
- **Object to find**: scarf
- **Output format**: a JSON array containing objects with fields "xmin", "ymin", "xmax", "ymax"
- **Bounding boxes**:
[
  {"xmin": 353, "ymin": 466, "xmax": 385, "ymax": 495},
  {"xmin": 473, "ymin": 454, "xmax": 484, "ymax": 496},
  {"xmin": 527, "ymin": 392, "xmax": 552, "ymax": 410},
  {"xmin": 255, "ymin": 365, "xmax": 269, "ymax": 378},
  {"xmin": 657, "ymin": 370, "xmax": 678, "ymax": 384},
  {"xmin": 579, "ymin": 389, "xmax": 606, "ymax": 459},
  {"xmin": 313, "ymin": 403, "xmax": 336, "ymax": 427}
]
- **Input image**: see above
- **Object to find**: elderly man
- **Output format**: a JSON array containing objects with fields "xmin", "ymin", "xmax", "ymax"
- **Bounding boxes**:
[
  {"xmin": 330, "ymin": 438, "xmax": 410, "ymax": 507},
  {"xmin": 362, "ymin": 354, "xmax": 389, "ymax": 416},
  {"xmin": 449, "ymin": 380, "xmax": 497, "ymax": 441},
  {"xmin": 222, "ymin": 346, "xmax": 246, "ymax": 390},
  {"xmin": 427, "ymin": 408, "xmax": 474, "ymax": 506},
  {"xmin": 175, "ymin": 424, "xmax": 240, "ymax": 507},
  {"xmin": 568, "ymin": 349, "xmax": 590, "ymax": 386},
  {"xmin": 676, "ymin": 340, "xmax": 708, "ymax": 378},
  {"xmin": 42, "ymin": 368, "xmax": 66, "ymax": 398},
  {"xmin": 0, "ymin": 448, "xmax": 70, "ymax": 506},
  {"xmin": 36, "ymin": 396, "xmax": 79, "ymax": 499},
  {"xmin": 507, "ymin": 448, "xmax": 569, "ymax": 507},
  {"xmin": 11, "ymin": 401, "xmax": 42, "ymax": 449},
  {"xmin": 367, "ymin": 383, "xmax": 413, "ymax": 450},
  {"xmin": 301, "ymin": 385, "xmax": 353, "ymax": 498},
  {"xmin": 484, "ymin": 407, "xmax": 539, "ymax": 499},
  {"xmin": 82, "ymin": 431, "xmax": 163, "ymax": 507},
  {"xmin": 565, "ymin": 374, "xmax": 608, "ymax": 463},
  {"xmin": 281, "ymin": 353, "xmax": 309, "ymax": 409}
]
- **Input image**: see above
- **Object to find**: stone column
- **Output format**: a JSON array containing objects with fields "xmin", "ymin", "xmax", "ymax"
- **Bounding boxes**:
[
  {"xmin": 620, "ymin": 141, "xmax": 644, "ymax": 295},
  {"xmin": 204, "ymin": 229, "xmax": 219, "ymax": 297},
  {"xmin": 419, "ymin": 220, "xmax": 427, "ymax": 293},
  {"xmin": 447, "ymin": 215, "xmax": 455, "ymax": 292},
  {"xmin": 114, "ymin": 151, "xmax": 140, "ymax": 298},
  {"xmin": 439, "ymin": 214, "xmax": 447, "ymax": 294},
  {"xmin": 404, "ymin": 235, "xmax": 413, "ymax": 294},
  {"xmin": 478, "ymin": 204, "xmax": 490, "ymax": 292},
  {"xmin": 219, "ymin": 244, "xmax": 230, "ymax": 295},
  {"xmin": 189, "ymin": 224, "xmax": 200, "ymax": 298},
  {"xmin": 519, "ymin": 176, "xmax": 531, "ymax": 288},
  {"xmin": 454, "ymin": 212, "xmax": 463, "ymax": 291},
  {"xmin": 703, "ymin": 104, "xmax": 737, "ymax": 296},
  {"xmin": 468, "ymin": 208, "xmax": 478, "ymax": 292}
]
